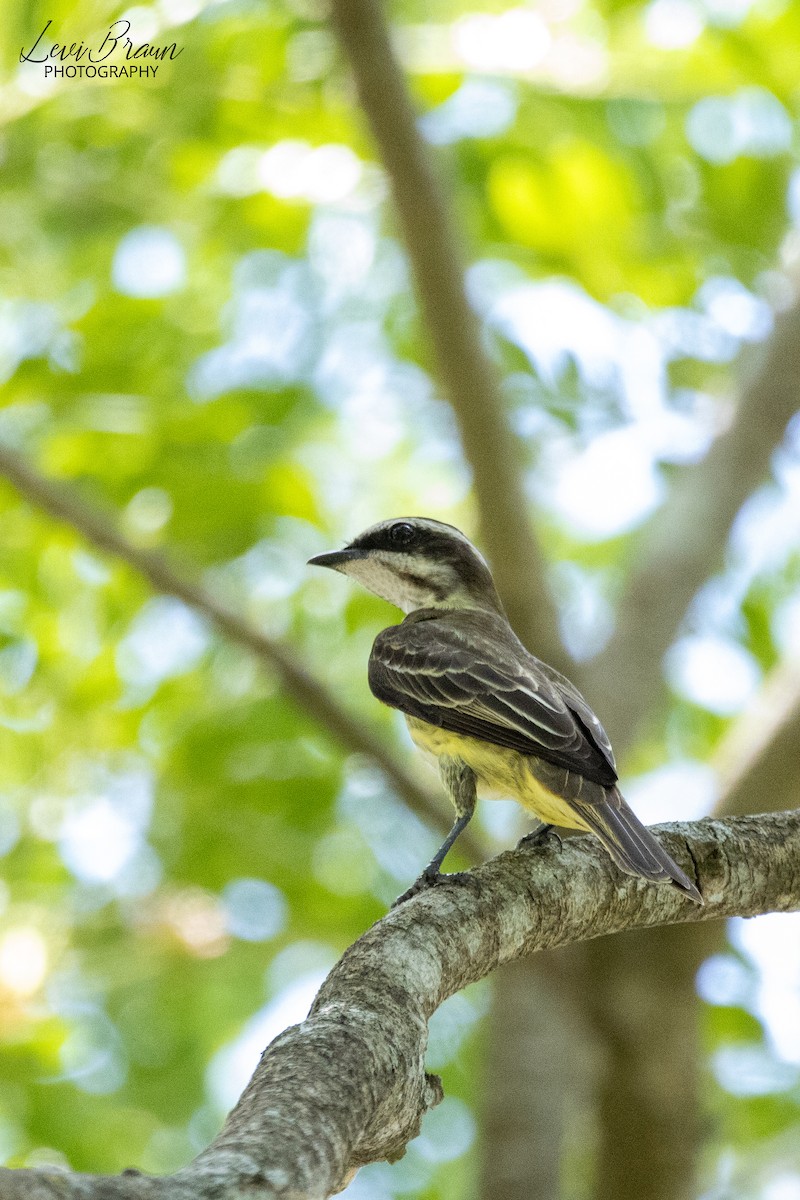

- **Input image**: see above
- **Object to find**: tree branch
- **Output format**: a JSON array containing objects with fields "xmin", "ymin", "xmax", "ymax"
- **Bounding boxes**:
[
  {"xmin": 2, "ymin": 810, "xmax": 799, "ymax": 1200},
  {"xmin": 329, "ymin": 0, "xmax": 563, "ymax": 665},
  {"xmin": 581, "ymin": 298, "xmax": 800, "ymax": 749},
  {"xmin": 0, "ymin": 444, "xmax": 478, "ymax": 853},
  {"xmin": 713, "ymin": 658, "xmax": 800, "ymax": 817}
]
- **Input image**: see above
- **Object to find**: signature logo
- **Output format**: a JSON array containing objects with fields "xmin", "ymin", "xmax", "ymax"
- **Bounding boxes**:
[{"xmin": 20, "ymin": 18, "xmax": 184, "ymax": 78}]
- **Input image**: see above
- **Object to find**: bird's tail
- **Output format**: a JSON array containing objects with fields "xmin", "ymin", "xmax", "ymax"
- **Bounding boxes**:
[{"xmin": 572, "ymin": 788, "xmax": 703, "ymax": 905}]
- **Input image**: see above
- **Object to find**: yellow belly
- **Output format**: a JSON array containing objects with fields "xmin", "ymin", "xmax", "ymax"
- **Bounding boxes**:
[{"xmin": 406, "ymin": 718, "xmax": 590, "ymax": 832}]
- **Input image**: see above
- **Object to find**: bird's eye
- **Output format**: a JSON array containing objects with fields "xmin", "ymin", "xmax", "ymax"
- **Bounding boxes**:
[{"xmin": 389, "ymin": 522, "xmax": 416, "ymax": 547}]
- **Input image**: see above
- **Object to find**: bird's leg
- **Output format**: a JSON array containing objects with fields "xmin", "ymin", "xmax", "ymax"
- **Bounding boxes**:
[
  {"xmin": 393, "ymin": 758, "xmax": 477, "ymax": 907},
  {"xmin": 517, "ymin": 822, "xmax": 563, "ymax": 852}
]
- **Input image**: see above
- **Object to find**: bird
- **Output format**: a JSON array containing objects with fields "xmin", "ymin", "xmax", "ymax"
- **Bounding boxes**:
[{"xmin": 309, "ymin": 517, "xmax": 702, "ymax": 906}]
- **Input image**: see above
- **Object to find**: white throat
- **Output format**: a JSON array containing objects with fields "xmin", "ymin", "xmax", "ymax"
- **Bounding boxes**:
[
  {"xmin": 340, "ymin": 556, "xmax": 431, "ymax": 613},
  {"xmin": 339, "ymin": 553, "xmax": 485, "ymax": 614}
]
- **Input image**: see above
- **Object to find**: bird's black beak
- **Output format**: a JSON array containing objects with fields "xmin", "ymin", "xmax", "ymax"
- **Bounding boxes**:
[{"xmin": 307, "ymin": 548, "xmax": 366, "ymax": 571}]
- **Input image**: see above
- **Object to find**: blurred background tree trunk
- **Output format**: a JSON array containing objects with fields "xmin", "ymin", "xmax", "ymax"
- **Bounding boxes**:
[
  {"xmin": 332, "ymin": 6, "xmax": 800, "ymax": 1197},
  {"xmin": 480, "ymin": 955, "xmax": 595, "ymax": 1200},
  {"xmin": 582, "ymin": 927, "xmax": 706, "ymax": 1200}
]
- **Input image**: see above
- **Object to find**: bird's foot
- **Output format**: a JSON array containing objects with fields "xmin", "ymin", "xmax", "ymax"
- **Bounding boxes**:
[
  {"xmin": 392, "ymin": 867, "xmax": 476, "ymax": 908},
  {"xmin": 517, "ymin": 823, "xmax": 562, "ymax": 853}
]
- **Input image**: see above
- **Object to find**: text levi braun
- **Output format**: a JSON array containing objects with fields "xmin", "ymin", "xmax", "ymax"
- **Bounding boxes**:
[{"xmin": 20, "ymin": 19, "xmax": 183, "ymax": 79}]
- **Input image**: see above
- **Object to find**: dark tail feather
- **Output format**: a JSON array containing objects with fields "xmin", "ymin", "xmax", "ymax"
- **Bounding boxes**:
[{"xmin": 573, "ymin": 789, "xmax": 703, "ymax": 905}]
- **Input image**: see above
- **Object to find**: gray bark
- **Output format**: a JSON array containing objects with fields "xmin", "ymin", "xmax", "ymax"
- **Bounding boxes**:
[{"xmin": 2, "ymin": 811, "xmax": 799, "ymax": 1200}]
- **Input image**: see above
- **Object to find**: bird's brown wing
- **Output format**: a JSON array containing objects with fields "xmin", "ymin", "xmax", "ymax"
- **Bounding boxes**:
[{"xmin": 368, "ymin": 611, "xmax": 618, "ymax": 788}]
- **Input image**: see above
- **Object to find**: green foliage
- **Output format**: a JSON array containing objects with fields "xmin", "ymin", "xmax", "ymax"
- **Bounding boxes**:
[{"xmin": 1, "ymin": 0, "xmax": 800, "ymax": 1194}]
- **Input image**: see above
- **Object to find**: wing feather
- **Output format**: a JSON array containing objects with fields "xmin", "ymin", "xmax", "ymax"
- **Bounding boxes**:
[{"xmin": 369, "ymin": 611, "xmax": 617, "ymax": 788}]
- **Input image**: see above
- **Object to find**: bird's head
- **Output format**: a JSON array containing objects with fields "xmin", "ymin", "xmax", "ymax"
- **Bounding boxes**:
[{"xmin": 308, "ymin": 517, "xmax": 505, "ymax": 616}]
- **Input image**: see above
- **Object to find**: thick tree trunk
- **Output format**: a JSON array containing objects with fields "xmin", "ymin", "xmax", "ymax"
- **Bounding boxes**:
[
  {"xmin": 480, "ymin": 956, "xmax": 592, "ymax": 1200},
  {"xmin": 582, "ymin": 925, "xmax": 705, "ymax": 1200}
]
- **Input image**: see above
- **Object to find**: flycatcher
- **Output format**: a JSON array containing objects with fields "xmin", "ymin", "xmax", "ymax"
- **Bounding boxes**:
[{"xmin": 309, "ymin": 517, "xmax": 702, "ymax": 905}]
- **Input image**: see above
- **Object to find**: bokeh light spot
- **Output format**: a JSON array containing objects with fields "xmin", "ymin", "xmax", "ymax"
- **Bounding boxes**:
[
  {"xmin": 666, "ymin": 635, "xmax": 761, "ymax": 715},
  {"xmin": 222, "ymin": 878, "xmax": 288, "ymax": 942},
  {"xmin": 112, "ymin": 227, "xmax": 187, "ymax": 299},
  {"xmin": 0, "ymin": 927, "xmax": 48, "ymax": 997}
]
